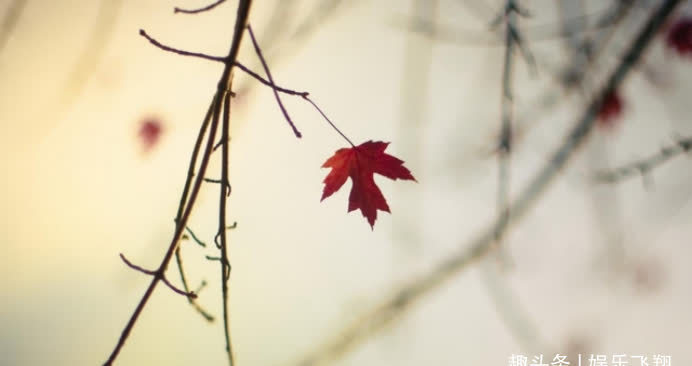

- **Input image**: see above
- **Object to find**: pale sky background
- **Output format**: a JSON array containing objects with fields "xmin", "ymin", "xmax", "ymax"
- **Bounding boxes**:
[{"xmin": 1, "ymin": 0, "xmax": 691, "ymax": 365}]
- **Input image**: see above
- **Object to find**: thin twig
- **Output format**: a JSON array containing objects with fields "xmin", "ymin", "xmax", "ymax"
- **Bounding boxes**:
[
  {"xmin": 289, "ymin": 1, "xmax": 681, "ymax": 364},
  {"xmin": 119, "ymin": 254, "xmax": 197, "ymax": 298},
  {"xmin": 140, "ymin": 24, "xmax": 357, "ymax": 147},
  {"xmin": 174, "ymin": 247, "xmax": 215, "ymax": 321},
  {"xmin": 139, "ymin": 29, "xmax": 309, "ymax": 97},
  {"xmin": 495, "ymin": 0, "xmax": 518, "ymax": 247},
  {"xmin": 139, "ymin": 29, "xmax": 226, "ymax": 62},
  {"xmin": 203, "ymin": 177, "xmax": 231, "ymax": 197},
  {"xmin": 217, "ymin": 90, "xmax": 235, "ymax": 365},
  {"xmin": 170, "ymin": 99, "xmax": 216, "ymax": 320},
  {"xmin": 174, "ymin": 0, "xmax": 227, "ymax": 14},
  {"xmin": 234, "ymin": 62, "xmax": 309, "ymax": 96},
  {"xmin": 246, "ymin": 24, "xmax": 302, "ymax": 138},
  {"xmin": 183, "ymin": 225, "xmax": 207, "ymax": 247},
  {"xmin": 595, "ymin": 137, "xmax": 692, "ymax": 183}
]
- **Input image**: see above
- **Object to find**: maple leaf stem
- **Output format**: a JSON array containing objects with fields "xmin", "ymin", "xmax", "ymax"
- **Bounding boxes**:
[{"xmin": 303, "ymin": 95, "xmax": 356, "ymax": 147}]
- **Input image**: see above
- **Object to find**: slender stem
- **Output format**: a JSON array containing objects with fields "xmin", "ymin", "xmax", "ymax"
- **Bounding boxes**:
[
  {"xmin": 218, "ymin": 91, "xmax": 234, "ymax": 365},
  {"xmin": 290, "ymin": 1, "xmax": 681, "ymax": 364},
  {"xmin": 139, "ymin": 29, "xmax": 226, "ymax": 62},
  {"xmin": 174, "ymin": 247, "xmax": 215, "ymax": 321},
  {"xmin": 174, "ymin": 0, "xmax": 227, "ymax": 14},
  {"xmin": 139, "ymin": 29, "xmax": 310, "ymax": 97},
  {"xmin": 496, "ymin": 0, "xmax": 517, "ymax": 244},
  {"xmin": 183, "ymin": 225, "xmax": 207, "ymax": 247},
  {"xmin": 172, "ymin": 99, "xmax": 216, "ymax": 321},
  {"xmin": 139, "ymin": 25, "xmax": 358, "ymax": 149},
  {"xmin": 595, "ymin": 136, "xmax": 692, "ymax": 183},
  {"xmin": 246, "ymin": 24, "xmax": 302, "ymax": 138},
  {"xmin": 119, "ymin": 254, "xmax": 197, "ymax": 298},
  {"xmin": 175, "ymin": 100, "xmax": 215, "ymax": 222},
  {"xmin": 303, "ymin": 96, "xmax": 355, "ymax": 147},
  {"xmin": 234, "ymin": 62, "xmax": 309, "ymax": 96}
]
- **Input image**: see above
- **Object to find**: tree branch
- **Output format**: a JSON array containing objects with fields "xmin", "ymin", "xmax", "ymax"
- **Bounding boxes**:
[
  {"xmin": 595, "ymin": 136, "xmax": 692, "ymax": 183},
  {"xmin": 104, "ymin": 1, "xmax": 253, "ymax": 364},
  {"xmin": 174, "ymin": 0, "xmax": 227, "ymax": 14}
]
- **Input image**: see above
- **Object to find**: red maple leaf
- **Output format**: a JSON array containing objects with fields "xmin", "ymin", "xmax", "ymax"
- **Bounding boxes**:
[{"xmin": 321, "ymin": 140, "xmax": 416, "ymax": 229}]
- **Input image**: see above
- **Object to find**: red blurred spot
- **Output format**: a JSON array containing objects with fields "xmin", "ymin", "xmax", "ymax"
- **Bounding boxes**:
[
  {"xmin": 632, "ymin": 257, "xmax": 665, "ymax": 294},
  {"xmin": 666, "ymin": 16, "xmax": 692, "ymax": 57},
  {"xmin": 138, "ymin": 117, "xmax": 163, "ymax": 152},
  {"xmin": 597, "ymin": 90, "xmax": 623, "ymax": 129}
]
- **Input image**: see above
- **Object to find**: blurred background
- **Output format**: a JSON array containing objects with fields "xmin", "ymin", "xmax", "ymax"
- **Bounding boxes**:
[{"xmin": 1, "ymin": 0, "xmax": 692, "ymax": 365}]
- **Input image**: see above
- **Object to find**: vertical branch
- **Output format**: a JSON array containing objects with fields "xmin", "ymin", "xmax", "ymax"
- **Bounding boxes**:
[
  {"xmin": 482, "ymin": 0, "xmax": 548, "ymax": 354},
  {"xmin": 217, "ymin": 90, "xmax": 234, "ymax": 365},
  {"xmin": 495, "ymin": 0, "xmax": 517, "ymax": 248},
  {"xmin": 173, "ymin": 99, "xmax": 216, "ymax": 322},
  {"xmin": 104, "ymin": 0, "xmax": 253, "ymax": 364}
]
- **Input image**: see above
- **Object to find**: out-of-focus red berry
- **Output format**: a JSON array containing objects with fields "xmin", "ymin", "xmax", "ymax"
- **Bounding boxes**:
[
  {"xmin": 138, "ymin": 117, "xmax": 163, "ymax": 152},
  {"xmin": 666, "ymin": 16, "xmax": 692, "ymax": 57},
  {"xmin": 597, "ymin": 90, "xmax": 623, "ymax": 129}
]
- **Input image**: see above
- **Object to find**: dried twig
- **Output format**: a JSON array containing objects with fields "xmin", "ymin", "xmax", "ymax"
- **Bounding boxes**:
[
  {"xmin": 174, "ymin": 0, "xmax": 227, "ymax": 14},
  {"xmin": 246, "ymin": 24, "xmax": 302, "ymax": 138},
  {"xmin": 119, "ymin": 254, "xmax": 196, "ymax": 298},
  {"xmin": 595, "ymin": 136, "xmax": 692, "ymax": 183},
  {"xmin": 139, "ymin": 29, "xmax": 308, "ymax": 97},
  {"xmin": 103, "ymin": 1, "xmax": 253, "ymax": 364}
]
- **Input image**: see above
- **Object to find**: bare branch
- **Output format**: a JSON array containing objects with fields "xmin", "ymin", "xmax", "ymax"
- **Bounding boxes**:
[
  {"xmin": 246, "ymin": 24, "xmax": 302, "ymax": 138},
  {"xmin": 104, "ymin": 1, "xmax": 254, "ymax": 363},
  {"xmin": 139, "ymin": 29, "xmax": 226, "ymax": 62},
  {"xmin": 595, "ymin": 137, "xmax": 692, "ymax": 183},
  {"xmin": 119, "ymin": 254, "xmax": 197, "ymax": 298},
  {"xmin": 174, "ymin": 0, "xmax": 227, "ymax": 14},
  {"xmin": 174, "ymin": 248, "xmax": 215, "ymax": 322}
]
